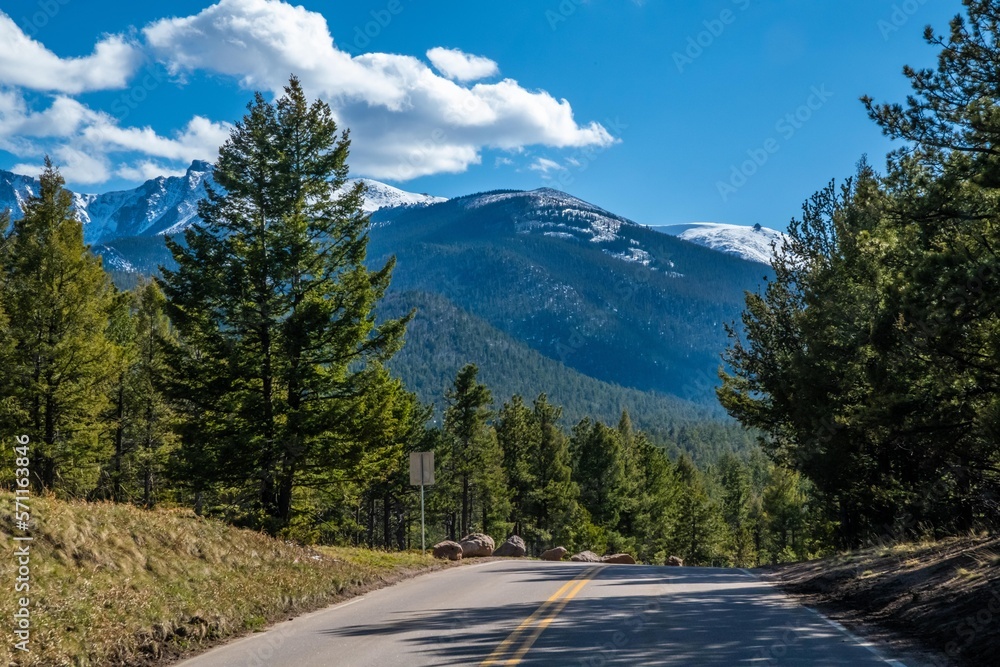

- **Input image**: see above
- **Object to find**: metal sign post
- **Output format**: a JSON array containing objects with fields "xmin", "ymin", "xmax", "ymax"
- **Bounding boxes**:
[{"xmin": 409, "ymin": 452, "xmax": 434, "ymax": 553}]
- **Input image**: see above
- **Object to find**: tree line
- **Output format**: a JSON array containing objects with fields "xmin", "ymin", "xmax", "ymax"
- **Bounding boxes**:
[
  {"xmin": 719, "ymin": 0, "xmax": 1000, "ymax": 548},
  {"xmin": 0, "ymin": 77, "xmax": 818, "ymax": 565}
]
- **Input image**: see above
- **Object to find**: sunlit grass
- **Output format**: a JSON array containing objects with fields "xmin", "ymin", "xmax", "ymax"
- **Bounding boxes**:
[{"xmin": 0, "ymin": 493, "xmax": 443, "ymax": 666}]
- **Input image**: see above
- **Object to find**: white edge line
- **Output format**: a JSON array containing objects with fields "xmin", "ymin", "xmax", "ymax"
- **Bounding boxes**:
[{"xmin": 739, "ymin": 568, "xmax": 908, "ymax": 667}]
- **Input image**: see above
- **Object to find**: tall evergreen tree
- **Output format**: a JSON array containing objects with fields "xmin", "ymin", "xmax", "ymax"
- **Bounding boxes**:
[
  {"xmin": 161, "ymin": 77, "xmax": 408, "ymax": 531},
  {"xmin": 529, "ymin": 394, "xmax": 584, "ymax": 551},
  {"xmin": 442, "ymin": 364, "xmax": 507, "ymax": 537},
  {"xmin": 717, "ymin": 453, "xmax": 757, "ymax": 567},
  {"xmin": 671, "ymin": 455, "xmax": 724, "ymax": 565},
  {"xmin": 496, "ymin": 394, "xmax": 539, "ymax": 537},
  {"xmin": 0, "ymin": 159, "xmax": 117, "ymax": 495},
  {"xmin": 571, "ymin": 418, "xmax": 627, "ymax": 534}
]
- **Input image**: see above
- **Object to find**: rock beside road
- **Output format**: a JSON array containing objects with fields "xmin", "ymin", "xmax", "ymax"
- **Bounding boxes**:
[
  {"xmin": 667, "ymin": 556, "xmax": 684, "ymax": 567},
  {"xmin": 570, "ymin": 550, "xmax": 602, "ymax": 562},
  {"xmin": 432, "ymin": 541, "xmax": 463, "ymax": 560},
  {"xmin": 602, "ymin": 553, "xmax": 636, "ymax": 564},
  {"xmin": 540, "ymin": 546, "xmax": 568, "ymax": 561},
  {"xmin": 494, "ymin": 536, "xmax": 526, "ymax": 557},
  {"xmin": 459, "ymin": 533, "xmax": 495, "ymax": 557}
]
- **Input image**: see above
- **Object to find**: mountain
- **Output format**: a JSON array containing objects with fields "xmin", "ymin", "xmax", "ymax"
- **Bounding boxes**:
[
  {"xmin": 2, "ymin": 164, "xmax": 771, "ymax": 410},
  {"xmin": 363, "ymin": 188, "xmax": 771, "ymax": 401},
  {"xmin": 654, "ymin": 222, "xmax": 786, "ymax": 265},
  {"xmin": 346, "ymin": 179, "xmax": 447, "ymax": 212},
  {"xmin": 0, "ymin": 163, "xmax": 446, "ymax": 244}
]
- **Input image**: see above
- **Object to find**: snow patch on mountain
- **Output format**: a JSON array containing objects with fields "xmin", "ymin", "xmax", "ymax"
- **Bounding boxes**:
[
  {"xmin": 0, "ymin": 164, "xmax": 446, "ymax": 243},
  {"xmin": 654, "ymin": 223, "xmax": 786, "ymax": 265},
  {"xmin": 603, "ymin": 247, "xmax": 652, "ymax": 266},
  {"xmin": 345, "ymin": 179, "xmax": 447, "ymax": 213}
]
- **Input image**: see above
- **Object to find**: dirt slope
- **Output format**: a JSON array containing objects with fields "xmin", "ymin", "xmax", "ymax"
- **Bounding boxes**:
[{"xmin": 763, "ymin": 536, "xmax": 1000, "ymax": 666}]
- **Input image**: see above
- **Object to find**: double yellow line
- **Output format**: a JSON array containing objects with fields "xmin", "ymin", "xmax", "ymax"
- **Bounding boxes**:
[{"xmin": 481, "ymin": 565, "xmax": 603, "ymax": 666}]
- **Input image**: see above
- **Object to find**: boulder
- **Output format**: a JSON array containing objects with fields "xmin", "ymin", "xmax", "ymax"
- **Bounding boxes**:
[
  {"xmin": 602, "ymin": 553, "xmax": 636, "ymax": 565},
  {"xmin": 540, "ymin": 546, "xmax": 568, "ymax": 561},
  {"xmin": 494, "ymin": 535, "xmax": 527, "ymax": 558},
  {"xmin": 667, "ymin": 556, "xmax": 684, "ymax": 567},
  {"xmin": 432, "ymin": 541, "xmax": 463, "ymax": 561},
  {"xmin": 570, "ymin": 550, "xmax": 602, "ymax": 563},
  {"xmin": 459, "ymin": 533, "xmax": 495, "ymax": 557}
]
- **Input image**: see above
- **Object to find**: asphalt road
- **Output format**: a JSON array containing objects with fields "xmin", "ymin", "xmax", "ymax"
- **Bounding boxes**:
[{"xmin": 176, "ymin": 560, "xmax": 908, "ymax": 666}]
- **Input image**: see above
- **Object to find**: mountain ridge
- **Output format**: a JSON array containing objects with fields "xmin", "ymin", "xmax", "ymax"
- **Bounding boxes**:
[{"xmin": 0, "ymin": 163, "xmax": 447, "ymax": 244}]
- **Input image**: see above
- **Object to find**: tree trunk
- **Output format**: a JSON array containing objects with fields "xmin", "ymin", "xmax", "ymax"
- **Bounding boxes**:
[
  {"xmin": 461, "ymin": 475, "xmax": 470, "ymax": 538},
  {"xmin": 113, "ymin": 380, "xmax": 125, "ymax": 502}
]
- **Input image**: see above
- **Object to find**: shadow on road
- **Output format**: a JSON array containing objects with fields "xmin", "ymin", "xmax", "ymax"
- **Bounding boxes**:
[{"xmin": 320, "ymin": 565, "xmax": 887, "ymax": 666}]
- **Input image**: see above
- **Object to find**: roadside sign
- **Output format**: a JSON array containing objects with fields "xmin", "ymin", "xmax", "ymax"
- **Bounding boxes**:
[
  {"xmin": 409, "ymin": 451, "xmax": 434, "ymax": 553},
  {"xmin": 409, "ymin": 451, "xmax": 434, "ymax": 486}
]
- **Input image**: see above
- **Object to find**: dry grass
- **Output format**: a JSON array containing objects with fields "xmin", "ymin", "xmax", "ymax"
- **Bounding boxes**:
[
  {"xmin": 0, "ymin": 493, "xmax": 445, "ymax": 666},
  {"xmin": 763, "ymin": 534, "xmax": 1000, "ymax": 667}
]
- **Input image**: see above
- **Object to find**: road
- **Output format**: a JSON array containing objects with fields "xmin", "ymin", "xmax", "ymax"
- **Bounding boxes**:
[{"xmin": 176, "ymin": 560, "xmax": 907, "ymax": 666}]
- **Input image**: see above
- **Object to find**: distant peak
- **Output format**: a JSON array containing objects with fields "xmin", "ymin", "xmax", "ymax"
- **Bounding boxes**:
[{"xmin": 188, "ymin": 160, "xmax": 213, "ymax": 173}]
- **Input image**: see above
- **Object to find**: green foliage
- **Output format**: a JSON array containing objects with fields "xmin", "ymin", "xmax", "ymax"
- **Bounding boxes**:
[
  {"xmin": 721, "ymin": 0, "xmax": 1000, "ymax": 547},
  {"xmin": 159, "ymin": 77, "xmax": 408, "ymax": 532},
  {"xmin": 0, "ymin": 159, "xmax": 117, "ymax": 496},
  {"xmin": 441, "ymin": 364, "xmax": 510, "ymax": 538},
  {"xmin": 670, "ymin": 455, "xmax": 725, "ymax": 565},
  {"xmin": 96, "ymin": 280, "xmax": 178, "ymax": 506}
]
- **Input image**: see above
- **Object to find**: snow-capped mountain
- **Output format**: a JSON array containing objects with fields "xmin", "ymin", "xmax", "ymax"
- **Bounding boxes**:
[
  {"xmin": 439, "ymin": 187, "xmax": 667, "ymax": 269},
  {"xmin": 348, "ymin": 179, "xmax": 447, "ymax": 212},
  {"xmin": 654, "ymin": 222, "xmax": 787, "ymax": 265},
  {"xmin": 0, "ymin": 163, "xmax": 447, "ymax": 244}
]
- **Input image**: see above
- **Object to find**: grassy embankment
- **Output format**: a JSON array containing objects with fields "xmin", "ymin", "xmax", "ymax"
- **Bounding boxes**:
[
  {"xmin": 0, "ymin": 493, "xmax": 450, "ymax": 666},
  {"xmin": 764, "ymin": 535, "xmax": 1000, "ymax": 666}
]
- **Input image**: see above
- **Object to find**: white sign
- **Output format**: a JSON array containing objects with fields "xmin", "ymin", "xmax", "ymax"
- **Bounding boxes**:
[{"xmin": 409, "ymin": 451, "xmax": 434, "ymax": 486}]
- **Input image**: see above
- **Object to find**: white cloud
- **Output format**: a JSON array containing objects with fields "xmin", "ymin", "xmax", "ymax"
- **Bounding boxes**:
[
  {"xmin": 143, "ymin": 0, "xmax": 615, "ymax": 180},
  {"xmin": 426, "ymin": 47, "xmax": 499, "ymax": 82},
  {"xmin": 0, "ymin": 0, "xmax": 617, "ymax": 186},
  {"xmin": 116, "ymin": 160, "xmax": 187, "ymax": 181},
  {"xmin": 0, "ymin": 13, "xmax": 142, "ymax": 93},
  {"xmin": 82, "ymin": 116, "xmax": 230, "ymax": 163},
  {"xmin": 0, "ymin": 87, "xmax": 224, "ymax": 187},
  {"xmin": 529, "ymin": 157, "xmax": 566, "ymax": 174},
  {"xmin": 12, "ymin": 145, "xmax": 110, "ymax": 185}
]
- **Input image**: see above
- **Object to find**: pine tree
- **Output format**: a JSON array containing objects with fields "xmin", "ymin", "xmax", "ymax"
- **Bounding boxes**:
[
  {"xmin": 571, "ymin": 418, "xmax": 627, "ymax": 533},
  {"xmin": 496, "ymin": 394, "xmax": 539, "ymax": 537},
  {"xmin": 529, "ymin": 394, "xmax": 583, "ymax": 552},
  {"xmin": 717, "ymin": 453, "xmax": 757, "ymax": 566},
  {"xmin": 442, "ymin": 364, "xmax": 507, "ymax": 537},
  {"xmin": 161, "ymin": 77, "xmax": 408, "ymax": 531},
  {"xmin": 0, "ymin": 159, "xmax": 117, "ymax": 495},
  {"xmin": 671, "ymin": 455, "xmax": 724, "ymax": 566}
]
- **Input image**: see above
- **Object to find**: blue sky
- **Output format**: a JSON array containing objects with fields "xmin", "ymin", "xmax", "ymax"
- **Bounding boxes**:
[{"xmin": 0, "ymin": 0, "xmax": 964, "ymax": 229}]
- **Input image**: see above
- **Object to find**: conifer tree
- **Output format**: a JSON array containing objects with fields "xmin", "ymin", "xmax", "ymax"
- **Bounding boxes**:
[
  {"xmin": 718, "ymin": 453, "xmax": 757, "ymax": 567},
  {"xmin": 529, "ymin": 394, "xmax": 583, "ymax": 551},
  {"xmin": 442, "ymin": 364, "xmax": 507, "ymax": 537},
  {"xmin": 0, "ymin": 159, "xmax": 117, "ymax": 495},
  {"xmin": 161, "ymin": 78, "xmax": 408, "ymax": 531},
  {"xmin": 496, "ymin": 394, "xmax": 539, "ymax": 537},
  {"xmin": 671, "ymin": 455, "xmax": 724, "ymax": 565}
]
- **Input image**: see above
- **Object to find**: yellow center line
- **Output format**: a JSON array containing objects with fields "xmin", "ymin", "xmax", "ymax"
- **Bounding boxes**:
[{"xmin": 480, "ymin": 565, "xmax": 603, "ymax": 666}]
